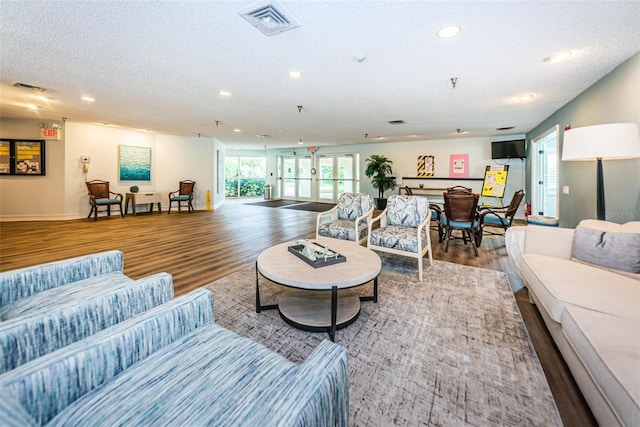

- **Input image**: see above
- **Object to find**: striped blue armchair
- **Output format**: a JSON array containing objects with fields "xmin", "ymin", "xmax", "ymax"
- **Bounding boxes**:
[
  {"xmin": 368, "ymin": 195, "xmax": 434, "ymax": 281},
  {"xmin": 316, "ymin": 192, "xmax": 374, "ymax": 244},
  {"xmin": 0, "ymin": 289, "xmax": 349, "ymax": 426}
]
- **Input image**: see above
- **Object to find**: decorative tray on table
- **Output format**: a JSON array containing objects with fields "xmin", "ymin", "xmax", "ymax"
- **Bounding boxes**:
[{"xmin": 287, "ymin": 240, "xmax": 346, "ymax": 268}]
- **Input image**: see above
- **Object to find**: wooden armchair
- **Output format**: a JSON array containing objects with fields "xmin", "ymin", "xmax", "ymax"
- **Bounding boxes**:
[
  {"xmin": 441, "ymin": 191, "xmax": 480, "ymax": 256},
  {"xmin": 475, "ymin": 189, "xmax": 524, "ymax": 246},
  {"xmin": 168, "ymin": 180, "xmax": 195, "ymax": 214},
  {"xmin": 86, "ymin": 180, "xmax": 124, "ymax": 221}
]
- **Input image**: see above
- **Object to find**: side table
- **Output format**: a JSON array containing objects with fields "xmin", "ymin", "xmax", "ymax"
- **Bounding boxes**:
[{"xmin": 125, "ymin": 192, "xmax": 163, "ymax": 215}]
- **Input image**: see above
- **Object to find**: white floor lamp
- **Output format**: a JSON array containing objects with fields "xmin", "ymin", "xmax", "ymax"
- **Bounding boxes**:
[{"xmin": 562, "ymin": 123, "xmax": 640, "ymax": 221}]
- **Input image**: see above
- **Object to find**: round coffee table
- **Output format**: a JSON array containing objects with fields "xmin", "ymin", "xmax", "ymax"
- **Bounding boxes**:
[{"xmin": 256, "ymin": 238, "xmax": 381, "ymax": 341}]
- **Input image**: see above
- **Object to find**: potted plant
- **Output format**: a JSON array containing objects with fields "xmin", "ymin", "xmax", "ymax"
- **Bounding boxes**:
[{"xmin": 365, "ymin": 154, "xmax": 396, "ymax": 209}]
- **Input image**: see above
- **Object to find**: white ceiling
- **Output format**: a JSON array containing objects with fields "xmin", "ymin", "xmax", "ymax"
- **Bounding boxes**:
[{"xmin": 1, "ymin": 1, "xmax": 639, "ymax": 149}]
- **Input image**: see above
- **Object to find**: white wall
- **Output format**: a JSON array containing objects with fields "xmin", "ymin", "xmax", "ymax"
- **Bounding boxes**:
[{"xmin": 0, "ymin": 119, "xmax": 224, "ymax": 220}]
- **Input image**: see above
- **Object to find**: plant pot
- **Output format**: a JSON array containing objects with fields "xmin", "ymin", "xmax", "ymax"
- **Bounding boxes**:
[{"xmin": 374, "ymin": 198, "xmax": 387, "ymax": 210}]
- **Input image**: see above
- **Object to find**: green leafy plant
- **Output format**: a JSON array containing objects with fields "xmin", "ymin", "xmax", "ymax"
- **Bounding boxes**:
[{"xmin": 364, "ymin": 154, "xmax": 396, "ymax": 200}]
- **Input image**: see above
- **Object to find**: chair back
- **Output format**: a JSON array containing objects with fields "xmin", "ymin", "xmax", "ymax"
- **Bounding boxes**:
[
  {"xmin": 443, "ymin": 192, "xmax": 479, "ymax": 223},
  {"xmin": 446, "ymin": 185, "xmax": 472, "ymax": 195},
  {"xmin": 404, "ymin": 186, "xmax": 414, "ymax": 196},
  {"xmin": 86, "ymin": 180, "xmax": 110, "ymax": 199},
  {"xmin": 505, "ymin": 190, "xmax": 525, "ymax": 222},
  {"xmin": 337, "ymin": 193, "xmax": 373, "ymax": 220},
  {"xmin": 386, "ymin": 195, "xmax": 430, "ymax": 228},
  {"xmin": 179, "ymin": 180, "xmax": 195, "ymax": 196}
]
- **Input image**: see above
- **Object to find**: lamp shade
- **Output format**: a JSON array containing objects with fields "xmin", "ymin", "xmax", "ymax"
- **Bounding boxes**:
[{"xmin": 562, "ymin": 123, "xmax": 640, "ymax": 161}]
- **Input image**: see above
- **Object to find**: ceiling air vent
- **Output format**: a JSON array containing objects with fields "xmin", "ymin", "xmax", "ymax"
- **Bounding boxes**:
[
  {"xmin": 388, "ymin": 120, "xmax": 405, "ymax": 125},
  {"xmin": 238, "ymin": 2, "xmax": 299, "ymax": 36}
]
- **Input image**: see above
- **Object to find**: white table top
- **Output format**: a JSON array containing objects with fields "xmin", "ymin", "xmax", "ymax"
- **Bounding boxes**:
[{"xmin": 257, "ymin": 238, "xmax": 381, "ymax": 290}]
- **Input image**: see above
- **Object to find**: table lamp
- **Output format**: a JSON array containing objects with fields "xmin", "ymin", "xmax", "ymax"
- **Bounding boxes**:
[{"xmin": 562, "ymin": 123, "xmax": 640, "ymax": 220}]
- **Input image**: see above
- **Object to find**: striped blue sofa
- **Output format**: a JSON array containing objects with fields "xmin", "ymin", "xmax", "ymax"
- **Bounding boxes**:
[
  {"xmin": 0, "ymin": 251, "xmax": 174, "ymax": 373},
  {"xmin": 0, "ymin": 289, "xmax": 350, "ymax": 426}
]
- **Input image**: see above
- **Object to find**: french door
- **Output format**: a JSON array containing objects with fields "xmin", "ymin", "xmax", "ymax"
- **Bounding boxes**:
[{"xmin": 277, "ymin": 153, "xmax": 358, "ymax": 202}]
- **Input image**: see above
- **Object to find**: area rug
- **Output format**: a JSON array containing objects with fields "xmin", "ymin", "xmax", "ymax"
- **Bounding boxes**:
[
  {"xmin": 204, "ymin": 259, "xmax": 561, "ymax": 426},
  {"xmin": 281, "ymin": 202, "xmax": 336, "ymax": 212},
  {"xmin": 243, "ymin": 199, "xmax": 302, "ymax": 208}
]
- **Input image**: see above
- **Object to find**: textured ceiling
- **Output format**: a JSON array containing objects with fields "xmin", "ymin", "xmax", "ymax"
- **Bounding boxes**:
[{"xmin": 1, "ymin": 1, "xmax": 639, "ymax": 149}]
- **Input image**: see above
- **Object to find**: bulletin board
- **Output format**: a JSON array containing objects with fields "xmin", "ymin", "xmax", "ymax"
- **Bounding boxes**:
[{"xmin": 481, "ymin": 165, "xmax": 509, "ymax": 198}]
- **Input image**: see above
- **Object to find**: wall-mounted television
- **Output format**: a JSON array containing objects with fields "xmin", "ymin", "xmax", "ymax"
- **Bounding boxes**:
[{"xmin": 491, "ymin": 139, "xmax": 526, "ymax": 159}]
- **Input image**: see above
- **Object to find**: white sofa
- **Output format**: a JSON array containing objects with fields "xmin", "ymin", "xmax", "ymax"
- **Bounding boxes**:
[{"xmin": 507, "ymin": 220, "xmax": 640, "ymax": 426}]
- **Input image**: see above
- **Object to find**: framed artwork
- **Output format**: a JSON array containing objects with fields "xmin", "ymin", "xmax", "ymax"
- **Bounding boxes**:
[
  {"xmin": 119, "ymin": 145, "xmax": 151, "ymax": 181},
  {"xmin": 0, "ymin": 139, "xmax": 46, "ymax": 175},
  {"xmin": 417, "ymin": 155, "xmax": 434, "ymax": 177},
  {"xmin": 449, "ymin": 154, "xmax": 469, "ymax": 178}
]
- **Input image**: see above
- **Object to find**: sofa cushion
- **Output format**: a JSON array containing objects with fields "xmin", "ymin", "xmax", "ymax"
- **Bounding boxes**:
[
  {"xmin": 318, "ymin": 219, "xmax": 368, "ymax": 242},
  {"xmin": 0, "ymin": 273, "xmax": 174, "ymax": 374},
  {"xmin": 48, "ymin": 325, "xmax": 297, "ymax": 426},
  {"xmin": 337, "ymin": 192, "xmax": 372, "ymax": 220},
  {"xmin": 369, "ymin": 225, "xmax": 428, "ymax": 253},
  {"xmin": 386, "ymin": 195, "xmax": 429, "ymax": 227},
  {"xmin": 0, "ymin": 272, "xmax": 132, "ymax": 321},
  {"xmin": 572, "ymin": 220, "xmax": 640, "ymax": 279},
  {"xmin": 562, "ymin": 307, "xmax": 640, "ymax": 426},
  {"xmin": 520, "ymin": 254, "xmax": 640, "ymax": 322}
]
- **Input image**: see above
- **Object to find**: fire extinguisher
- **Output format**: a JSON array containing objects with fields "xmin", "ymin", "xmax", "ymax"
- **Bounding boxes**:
[{"xmin": 525, "ymin": 202, "xmax": 531, "ymax": 217}]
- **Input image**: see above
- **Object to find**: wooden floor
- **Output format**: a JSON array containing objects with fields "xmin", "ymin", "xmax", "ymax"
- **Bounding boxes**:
[{"xmin": 0, "ymin": 198, "xmax": 596, "ymax": 426}]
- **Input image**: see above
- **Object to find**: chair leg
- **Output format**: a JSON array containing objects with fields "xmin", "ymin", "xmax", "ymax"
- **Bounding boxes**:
[
  {"xmin": 418, "ymin": 255, "xmax": 423, "ymax": 281},
  {"xmin": 94, "ymin": 205, "xmax": 98, "ymax": 221},
  {"xmin": 444, "ymin": 229, "xmax": 450, "ymax": 253},
  {"xmin": 119, "ymin": 203, "xmax": 124, "ymax": 218},
  {"xmin": 468, "ymin": 230, "xmax": 479, "ymax": 257},
  {"xmin": 168, "ymin": 201, "xmax": 172, "ymax": 214}
]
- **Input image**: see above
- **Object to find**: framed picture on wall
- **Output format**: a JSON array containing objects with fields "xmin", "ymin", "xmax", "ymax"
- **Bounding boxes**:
[
  {"xmin": 0, "ymin": 139, "xmax": 46, "ymax": 175},
  {"xmin": 417, "ymin": 155, "xmax": 434, "ymax": 177},
  {"xmin": 449, "ymin": 154, "xmax": 469, "ymax": 178},
  {"xmin": 119, "ymin": 145, "xmax": 151, "ymax": 181}
]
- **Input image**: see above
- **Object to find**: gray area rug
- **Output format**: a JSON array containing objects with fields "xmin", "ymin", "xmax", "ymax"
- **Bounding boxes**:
[{"xmin": 204, "ymin": 257, "xmax": 561, "ymax": 426}]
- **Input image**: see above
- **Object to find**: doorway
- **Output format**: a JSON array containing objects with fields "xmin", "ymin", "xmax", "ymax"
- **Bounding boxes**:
[
  {"xmin": 531, "ymin": 126, "xmax": 559, "ymax": 218},
  {"xmin": 276, "ymin": 153, "xmax": 359, "ymax": 202}
]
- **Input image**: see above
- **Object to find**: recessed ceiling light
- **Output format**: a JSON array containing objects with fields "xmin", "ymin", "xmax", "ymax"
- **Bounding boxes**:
[
  {"xmin": 233, "ymin": 128, "xmax": 241, "ymax": 133},
  {"xmin": 218, "ymin": 90, "xmax": 232, "ymax": 96},
  {"xmin": 543, "ymin": 51, "xmax": 574, "ymax": 64},
  {"xmin": 437, "ymin": 25, "xmax": 461, "ymax": 39},
  {"xmin": 27, "ymin": 104, "xmax": 39, "ymax": 110},
  {"xmin": 515, "ymin": 94, "xmax": 536, "ymax": 102},
  {"xmin": 81, "ymin": 96, "xmax": 95, "ymax": 102},
  {"xmin": 288, "ymin": 70, "xmax": 303, "ymax": 78},
  {"xmin": 256, "ymin": 134, "xmax": 271, "ymax": 138}
]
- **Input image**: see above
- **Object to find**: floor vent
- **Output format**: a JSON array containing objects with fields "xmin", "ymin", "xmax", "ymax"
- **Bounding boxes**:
[{"xmin": 238, "ymin": 2, "xmax": 299, "ymax": 36}]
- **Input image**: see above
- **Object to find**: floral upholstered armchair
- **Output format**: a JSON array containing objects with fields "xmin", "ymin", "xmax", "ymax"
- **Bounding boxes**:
[
  {"xmin": 316, "ymin": 192, "xmax": 374, "ymax": 244},
  {"xmin": 368, "ymin": 195, "xmax": 433, "ymax": 281}
]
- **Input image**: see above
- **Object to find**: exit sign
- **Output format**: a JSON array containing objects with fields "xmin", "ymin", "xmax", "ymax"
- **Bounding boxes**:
[{"xmin": 40, "ymin": 128, "xmax": 60, "ymax": 140}]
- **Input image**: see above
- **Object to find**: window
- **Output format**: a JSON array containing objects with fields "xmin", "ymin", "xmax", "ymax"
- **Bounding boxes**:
[{"xmin": 224, "ymin": 156, "xmax": 266, "ymax": 197}]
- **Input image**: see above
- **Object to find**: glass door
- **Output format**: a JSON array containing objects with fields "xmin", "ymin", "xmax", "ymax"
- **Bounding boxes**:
[
  {"xmin": 280, "ymin": 156, "xmax": 296, "ymax": 199},
  {"xmin": 317, "ymin": 154, "xmax": 358, "ymax": 202},
  {"xmin": 297, "ymin": 156, "xmax": 312, "ymax": 200},
  {"xmin": 531, "ymin": 125, "xmax": 559, "ymax": 218},
  {"xmin": 318, "ymin": 156, "xmax": 335, "ymax": 201}
]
